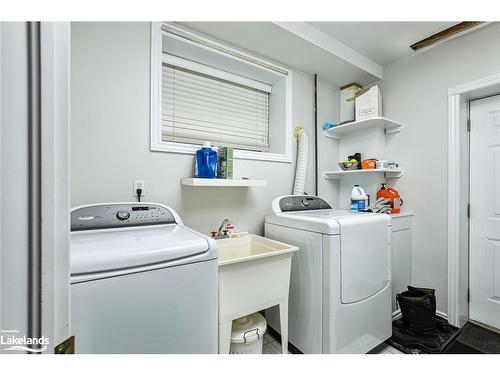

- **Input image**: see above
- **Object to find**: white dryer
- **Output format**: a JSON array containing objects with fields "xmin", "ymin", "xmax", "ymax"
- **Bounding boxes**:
[
  {"xmin": 265, "ymin": 195, "xmax": 392, "ymax": 354},
  {"xmin": 70, "ymin": 202, "xmax": 218, "ymax": 354}
]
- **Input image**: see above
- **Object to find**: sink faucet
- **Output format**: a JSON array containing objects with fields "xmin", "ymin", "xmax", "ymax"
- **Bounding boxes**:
[{"xmin": 212, "ymin": 218, "xmax": 232, "ymax": 239}]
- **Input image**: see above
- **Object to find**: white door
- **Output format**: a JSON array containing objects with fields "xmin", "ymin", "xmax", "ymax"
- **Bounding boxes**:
[{"xmin": 469, "ymin": 94, "xmax": 500, "ymax": 330}]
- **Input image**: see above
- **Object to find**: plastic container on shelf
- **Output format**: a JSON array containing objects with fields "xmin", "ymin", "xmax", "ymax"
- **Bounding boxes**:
[
  {"xmin": 229, "ymin": 313, "xmax": 267, "ymax": 354},
  {"xmin": 195, "ymin": 141, "xmax": 217, "ymax": 178}
]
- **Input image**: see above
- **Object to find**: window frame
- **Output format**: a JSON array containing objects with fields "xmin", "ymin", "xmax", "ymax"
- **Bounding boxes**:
[{"xmin": 150, "ymin": 22, "xmax": 293, "ymax": 163}]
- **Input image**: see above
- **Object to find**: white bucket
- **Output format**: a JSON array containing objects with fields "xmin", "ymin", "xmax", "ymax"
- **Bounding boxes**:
[{"xmin": 229, "ymin": 313, "xmax": 267, "ymax": 354}]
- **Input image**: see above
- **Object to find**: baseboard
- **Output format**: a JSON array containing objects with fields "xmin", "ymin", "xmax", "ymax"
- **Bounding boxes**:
[
  {"xmin": 437, "ymin": 310, "xmax": 448, "ymax": 319},
  {"xmin": 458, "ymin": 315, "xmax": 468, "ymax": 327}
]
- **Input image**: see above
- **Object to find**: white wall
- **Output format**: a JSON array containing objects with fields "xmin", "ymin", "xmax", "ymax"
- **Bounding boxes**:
[
  {"xmin": 380, "ymin": 23, "xmax": 500, "ymax": 312},
  {"xmin": 317, "ymin": 79, "xmax": 340, "ymax": 206},
  {"xmin": 336, "ymin": 127, "xmax": 387, "ymax": 209},
  {"xmin": 71, "ymin": 22, "xmax": 322, "ymax": 236}
]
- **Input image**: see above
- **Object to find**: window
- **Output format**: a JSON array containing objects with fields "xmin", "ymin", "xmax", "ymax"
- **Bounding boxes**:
[
  {"xmin": 162, "ymin": 59, "xmax": 270, "ymax": 152},
  {"xmin": 150, "ymin": 22, "xmax": 292, "ymax": 163}
]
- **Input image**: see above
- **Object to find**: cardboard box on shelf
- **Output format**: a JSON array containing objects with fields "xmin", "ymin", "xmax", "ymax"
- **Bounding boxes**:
[{"xmin": 217, "ymin": 147, "xmax": 233, "ymax": 179}]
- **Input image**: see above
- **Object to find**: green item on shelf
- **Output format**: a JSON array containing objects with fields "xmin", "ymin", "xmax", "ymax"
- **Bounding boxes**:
[{"xmin": 217, "ymin": 147, "xmax": 233, "ymax": 179}]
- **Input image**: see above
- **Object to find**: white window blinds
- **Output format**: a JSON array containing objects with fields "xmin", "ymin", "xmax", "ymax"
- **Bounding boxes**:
[{"xmin": 162, "ymin": 63, "xmax": 270, "ymax": 152}]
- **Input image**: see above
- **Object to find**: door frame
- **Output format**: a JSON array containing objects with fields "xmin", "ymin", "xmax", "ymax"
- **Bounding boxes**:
[
  {"xmin": 39, "ymin": 22, "xmax": 71, "ymax": 353},
  {"xmin": 447, "ymin": 73, "xmax": 500, "ymax": 327}
]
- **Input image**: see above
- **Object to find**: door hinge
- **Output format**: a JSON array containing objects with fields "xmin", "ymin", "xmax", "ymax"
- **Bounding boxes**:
[
  {"xmin": 467, "ymin": 118, "xmax": 471, "ymax": 132},
  {"xmin": 54, "ymin": 336, "xmax": 75, "ymax": 354},
  {"xmin": 467, "ymin": 203, "xmax": 471, "ymax": 218},
  {"xmin": 467, "ymin": 289, "xmax": 470, "ymax": 303}
]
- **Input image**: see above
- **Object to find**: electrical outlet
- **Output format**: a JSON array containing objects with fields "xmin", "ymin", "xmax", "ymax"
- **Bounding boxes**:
[{"xmin": 133, "ymin": 179, "xmax": 145, "ymax": 197}]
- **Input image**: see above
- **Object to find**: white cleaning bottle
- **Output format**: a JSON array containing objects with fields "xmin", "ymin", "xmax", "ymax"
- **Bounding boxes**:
[{"xmin": 351, "ymin": 185, "xmax": 368, "ymax": 212}]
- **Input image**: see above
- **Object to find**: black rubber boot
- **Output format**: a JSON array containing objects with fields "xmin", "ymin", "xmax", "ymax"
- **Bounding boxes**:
[
  {"xmin": 391, "ymin": 286, "xmax": 460, "ymax": 353},
  {"xmin": 391, "ymin": 325, "xmax": 441, "ymax": 353},
  {"xmin": 397, "ymin": 286, "xmax": 436, "ymax": 337},
  {"xmin": 408, "ymin": 286, "xmax": 436, "ymax": 313}
]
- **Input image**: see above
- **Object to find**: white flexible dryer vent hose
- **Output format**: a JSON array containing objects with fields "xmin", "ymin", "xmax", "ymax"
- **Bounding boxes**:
[{"xmin": 293, "ymin": 125, "xmax": 309, "ymax": 195}]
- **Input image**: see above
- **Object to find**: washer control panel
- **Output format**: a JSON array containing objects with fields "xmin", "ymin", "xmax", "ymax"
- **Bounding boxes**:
[{"xmin": 71, "ymin": 203, "xmax": 177, "ymax": 231}]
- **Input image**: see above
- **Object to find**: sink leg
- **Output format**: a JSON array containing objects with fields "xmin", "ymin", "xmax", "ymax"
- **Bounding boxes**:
[
  {"xmin": 279, "ymin": 302, "xmax": 288, "ymax": 354},
  {"xmin": 218, "ymin": 321, "xmax": 232, "ymax": 354}
]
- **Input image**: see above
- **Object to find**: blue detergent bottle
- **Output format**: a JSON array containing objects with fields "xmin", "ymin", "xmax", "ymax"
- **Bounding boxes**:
[{"xmin": 195, "ymin": 141, "xmax": 217, "ymax": 178}]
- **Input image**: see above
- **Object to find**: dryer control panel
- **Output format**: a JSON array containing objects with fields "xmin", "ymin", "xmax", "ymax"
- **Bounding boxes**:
[
  {"xmin": 71, "ymin": 203, "xmax": 178, "ymax": 231},
  {"xmin": 273, "ymin": 195, "xmax": 332, "ymax": 213}
]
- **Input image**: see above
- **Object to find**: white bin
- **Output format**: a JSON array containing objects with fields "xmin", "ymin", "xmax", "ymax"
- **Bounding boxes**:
[{"xmin": 229, "ymin": 313, "xmax": 267, "ymax": 354}]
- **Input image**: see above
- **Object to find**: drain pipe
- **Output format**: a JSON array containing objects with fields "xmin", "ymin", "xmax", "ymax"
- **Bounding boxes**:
[
  {"xmin": 293, "ymin": 125, "xmax": 309, "ymax": 195},
  {"xmin": 314, "ymin": 74, "xmax": 318, "ymax": 196}
]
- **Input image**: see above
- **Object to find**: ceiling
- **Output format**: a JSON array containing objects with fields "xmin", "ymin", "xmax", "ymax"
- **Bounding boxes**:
[
  {"xmin": 176, "ymin": 22, "xmax": 474, "ymax": 87},
  {"xmin": 307, "ymin": 22, "xmax": 457, "ymax": 66},
  {"xmin": 179, "ymin": 22, "xmax": 378, "ymax": 87}
]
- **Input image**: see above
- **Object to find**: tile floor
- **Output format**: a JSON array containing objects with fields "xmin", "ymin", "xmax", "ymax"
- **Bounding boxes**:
[
  {"xmin": 263, "ymin": 332, "xmax": 403, "ymax": 354},
  {"xmin": 368, "ymin": 343, "xmax": 404, "ymax": 354},
  {"xmin": 263, "ymin": 332, "xmax": 291, "ymax": 354}
]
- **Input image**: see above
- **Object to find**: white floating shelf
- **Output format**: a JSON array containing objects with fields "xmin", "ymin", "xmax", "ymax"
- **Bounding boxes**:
[
  {"xmin": 181, "ymin": 178, "xmax": 267, "ymax": 187},
  {"xmin": 323, "ymin": 168, "xmax": 403, "ymax": 179},
  {"xmin": 324, "ymin": 117, "xmax": 403, "ymax": 139}
]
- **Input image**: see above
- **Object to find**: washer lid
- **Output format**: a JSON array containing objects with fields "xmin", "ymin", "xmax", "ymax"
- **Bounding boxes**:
[
  {"xmin": 267, "ymin": 195, "xmax": 381, "ymax": 235},
  {"xmin": 70, "ymin": 224, "xmax": 213, "ymax": 275},
  {"xmin": 265, "ymin": 209, "xmax": 376, "ymax": 235}
]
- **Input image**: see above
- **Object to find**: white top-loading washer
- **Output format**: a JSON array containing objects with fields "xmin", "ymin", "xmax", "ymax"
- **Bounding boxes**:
[
  {"xmin": 70, "ymin": 202, "xmax": 218, "ymax": 354},
  {"xmin": 265, "ymin": 195, "xmax": 392, "ymax": 354}
]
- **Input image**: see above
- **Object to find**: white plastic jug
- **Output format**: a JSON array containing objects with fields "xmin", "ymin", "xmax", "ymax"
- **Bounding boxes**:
[{"xmin": 351, "ymin": 185, "xmax": 368, "ymax": 212}]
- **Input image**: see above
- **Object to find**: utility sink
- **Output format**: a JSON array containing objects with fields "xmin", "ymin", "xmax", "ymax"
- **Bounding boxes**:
[
  {"xmin": 217, "ymin": 234, "xmax": 297, "ymax": 266},
  {"xmin": 216, "ymin": 234, "xmax": 298, "ymax": 354}
]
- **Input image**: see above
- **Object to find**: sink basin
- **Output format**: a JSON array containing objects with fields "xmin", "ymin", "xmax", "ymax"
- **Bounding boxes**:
[
  {"xmin": 217, "ymin": 234, "xmax": 297, "ymax": 266},
  {"xmin": 216, "ymin": 233, "xmax": 298, "ymax": 354}
]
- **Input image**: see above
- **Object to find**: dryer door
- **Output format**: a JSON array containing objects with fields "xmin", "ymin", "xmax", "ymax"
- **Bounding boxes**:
[{"xmin": 338, "ymin": 215, "xmax": 390, "ymax": 304}]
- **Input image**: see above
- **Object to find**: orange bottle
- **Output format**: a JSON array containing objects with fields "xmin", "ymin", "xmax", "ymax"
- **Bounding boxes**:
[{"xmin": 376, "ymin": 183, "xmax": 403, "ymax": 214}]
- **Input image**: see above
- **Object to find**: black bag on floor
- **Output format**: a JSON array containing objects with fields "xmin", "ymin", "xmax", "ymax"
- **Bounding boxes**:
[{"xmin": 397, "ymin": 286, "xmax": 436, "ymax": 337}]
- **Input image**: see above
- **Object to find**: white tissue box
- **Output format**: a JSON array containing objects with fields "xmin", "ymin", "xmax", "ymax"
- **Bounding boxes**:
[{"xmin": 355, "ymin": 85, "xmax": 382, "ymax": 121}]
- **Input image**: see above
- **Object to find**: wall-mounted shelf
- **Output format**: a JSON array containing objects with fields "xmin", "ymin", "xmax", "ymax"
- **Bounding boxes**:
[
  {"xmin": 324, "ymin": 117, "xmax": 403, "ymax": 139},
  {"xmin": 323, "ymin": 168, "xmax": 403, "ymax": 179},
  {"xmin": 181, "ymin": 178, "xmax": 267, "ymax": 187}
]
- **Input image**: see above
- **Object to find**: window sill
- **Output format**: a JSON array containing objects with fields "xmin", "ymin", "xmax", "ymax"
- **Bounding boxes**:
[{"xmin": 150, "ymin": 141, "xmax": 292, "ymax": 163}]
